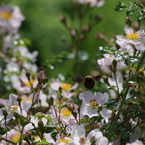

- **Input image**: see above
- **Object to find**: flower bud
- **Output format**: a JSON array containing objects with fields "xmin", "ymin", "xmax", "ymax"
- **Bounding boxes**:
[
  {"xmin": 37, "ymin": 70, "xmax": 45, "ymax": 80},
  {"xmin": 125, "ymin": 17, "xmax": 132, "ymax": 27},
  {"xmin": 59, "ymin": 15, "xmax": 66, "ymax": 24}
]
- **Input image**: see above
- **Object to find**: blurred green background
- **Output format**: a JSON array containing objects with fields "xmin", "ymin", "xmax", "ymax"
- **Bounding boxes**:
[{"xmin": 9, "ymin": 0, "xmax": 135, "ymax": 79}]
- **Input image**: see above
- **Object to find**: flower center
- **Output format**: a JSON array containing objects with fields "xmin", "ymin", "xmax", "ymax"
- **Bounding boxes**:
[
  {"xmin": 9, "ymin": 104, "xmax": 18, "ymax": 112},
  {"xmin": 61, "ymin": 109, "xmax": 72, "ymax": 117},
  {"xmin": 24, "ymin": 79, "xmax": 36, "ymax": 87},
  {"xmin": 21, "ymin": 96, "xmax": 32, "ymax": 103},
  {"xmin": 89, "ymin": 99, "xmax": 100, "ymax": 109},
  {"xmin": 126, "ymin": 32, "xmax": 140, "ymax": 40},
  {"xmin": 11, "ymin": 132, "xmax": 20, "ymax": 143},
  {"xmin": 34, "ymin": 136, "xmax": 40, "ymax": 141},
  {"xmin": 61, "ymin": 83, "xmax": 72, "ymax": 91},
  {"xmin": 58, "ymin": 137, "xmax": 72, "ymax": 143},
  {"xmin": 79, "ymin": 137, "xmax": 88, "ymax": 144},
  {"xmin": 55, "ymin": 100, "xmax": 61, "ymax": 105},
  {"xmin": 1, "ymin": 11, "xmax": 12, "ymax": 19}
]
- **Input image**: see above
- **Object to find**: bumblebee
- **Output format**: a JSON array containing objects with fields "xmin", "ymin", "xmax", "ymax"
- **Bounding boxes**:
[{"xmin": 73, "ymin": 75, "xmax": 101, "ymax": 89}]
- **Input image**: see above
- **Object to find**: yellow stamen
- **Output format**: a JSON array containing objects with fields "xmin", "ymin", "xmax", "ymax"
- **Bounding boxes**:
[
  {"xmin": 24, "ymin": 79, "xmax": 36, "ymax": 87},
  {"xmin": 27, "ymin": 97, "xmax": 32, "ymax": 102},
  {"xmin": 89, "ymin": 99, "xmax": 100, "ymax": 109},
  {"xmin": 21, "ymin": 96, "xmax": 25, "ymax": 103},
  {"xmin": 79, "ymin": 137, "xmax": 88, "ymax": 144},
  {"xmin": 55, "ymin": 100, "xmax": 61, "ymax": 105},
  {"xmin": 1, "ymin": 11, "xmax": 12, "ymax": 19},
  {"xmin": 34, "ymin": 136, "xmax": 40, "ymax": 141},
  {"xmin": 11, "ymin": 132, "xmax": 20, "ymax": 143},
  {"xmin": 58, "ymin": 138, "xmax": 72, "ymax": 143},
  {"xmin": 126, "ymin": 32, "xmax": 140, "ymax": 40},
  {"xmin": 61, "ymin": 83, "xmax": 72, "ymax": 91},
  {"xmin": 61, "ymin": 109, "xmax": 72, "ymax": 117},
  {"xmin": 9, "ymin": 104, "xmax": 18, "ymax": 112}
]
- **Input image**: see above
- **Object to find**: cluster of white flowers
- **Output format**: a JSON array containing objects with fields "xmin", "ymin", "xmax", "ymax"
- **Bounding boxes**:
[{"xmin": 0, "ymin": 1, "xmax": 145, "ymax": 145}]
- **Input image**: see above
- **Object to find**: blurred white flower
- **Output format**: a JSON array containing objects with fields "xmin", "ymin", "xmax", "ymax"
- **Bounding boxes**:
[
  {"xmin": 74, "ymin": 0, "xmax": 105, "ymax": 7},
  {"xmin": 126, "ymin": 139, "xmax": 143, "ymax": 145},
  {"xmin": 5, "ymin": 94, "xmax": 31, "ymax": 115},
  {"xmin": 50, "ymin": 79, "xmax": 78, "ymax": 98},
  {"xmin": 0, "ymin": 94, "xmax": 32, "ymax": 127},
  {"xmin": 14, "ymin": 46, "xmax": 38, "ymax": 62},
  {"xmin": 97, "ymin": 53, "xmax": 126, "ymax": 74},
  {"xmin": 116, "ymin": 26, "xmax": 145, "ymax": 54},
  {"xmin": 0, "ymin": 5, "xmax": 25, "ymax": 34},
  {"xmin": 80, "ymin": 91, "xmax": 112, "ymax": 122},
  {"xmin": 19, "ymin": 74, "xmax": 38, "ymax": 93}
]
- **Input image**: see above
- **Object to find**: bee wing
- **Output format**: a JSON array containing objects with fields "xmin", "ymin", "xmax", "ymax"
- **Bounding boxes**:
[
  {"xmin": 72, "ymin": 77, "xmax": 84, "ymax": 83},
  {"xmin": 94, "ymin": 75, "xmax": 101, "ymax": 81}
]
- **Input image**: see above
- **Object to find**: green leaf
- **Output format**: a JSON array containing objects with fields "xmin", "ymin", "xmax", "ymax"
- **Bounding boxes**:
[
  {"xmin": 126, "ymin": 9, "xmax": 134, "ymax": 16},
  {"xmin": 45, "ymin": 127, "xmax": 55, "ymax": 133},
  {"xmin": 114, "ymin": 2, "xmax": 126, "ymax": 12},
  {"xmin": 35, "ymin": 139, "xmax": 49, "ymax": 145},
  {"xmin": 136, "ymin": 13, "xmax": 144, "ymax": 20},
  {"xmin": 120, "ymin": 131, "xmax": 130, "ymax": 142}
]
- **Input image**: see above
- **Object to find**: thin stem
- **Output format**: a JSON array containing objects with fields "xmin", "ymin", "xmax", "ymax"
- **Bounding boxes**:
[
  {"xmin": 19, "ymin": 126, "xmax": 24, "ymax": 145},
  {"xmin": 0, "ymin": 135, "xmax": 17, "ymax": 145},
  {"xmin": 108, "ymin": 50, "xmax": 145, "ymax": 139},
  {"xmin": 135, "ymin": 51, "xmax": 145, "ymax": 75},
  {"xmin": 108, "ymin": 85, "xmax": 130, "ymax": 138}
]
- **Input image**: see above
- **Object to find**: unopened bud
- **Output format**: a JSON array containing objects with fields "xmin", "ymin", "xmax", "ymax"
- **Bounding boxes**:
[
  {"xmin": 125, "ymin": 17, "xmax": 132, "ymax": 27},
  {"xmin": 71, "ymin": 29, "xmax": 77, "ymax": 36},
  {"xmin": 94, "ymin": 15, "xmax": 103, "ymax": 21},
  {"xmin": 59, "ymin": 15, "xmax": 66, "ymax": 24},
  {"xmin": 79, "ymin": 34, "xmax": 84, "ymax": 40},
  {"xmin": 82, "ymin": 25, "xmax": 89, "ymax": 32},
  {"xmin": 37, "ymin": 70, "xmax": 45, "ymax": 80},
  {"xmin": 61, "ymin": 36, "xmax": 66, "ymax": 41}
]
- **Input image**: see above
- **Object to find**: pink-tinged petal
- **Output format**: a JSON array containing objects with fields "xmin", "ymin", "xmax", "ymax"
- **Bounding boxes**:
[
  {"xmin": 9, "ymin": 94, "xmax": 18, "ymax": 104},
  {"xmin": 0, "ymin": 109, "xmax": 3, "ymax": 120},
  {"xmin": 137, "ymin": 29, "xmax": 144, "ymax": 35},
  {"xmin": 94, "ymin": 92, "xmax": 108, "ymax": 105},
  {"xmin": 96, "ymin": 136, "xmax": 108, "ymax": 145},
  {"xmin": 80, "ymin": 102, "xmax": 99, "ymax": 118},
  {"xmin": 82, "ymin": 91, "xmax": 94, "ymax": 104},
  {"xmin": 50, "ymin": 79, "xmax": 60, "ymax": 91},
  {"xmin": 100, "ymin": 108, "xmax": 112, "ymax": 123},
  {"xmin": 72, "ymin": 125, "xmax": 85, "ymax": 139},
  {"xmin": 124, "ymin": 26, "xmax": 134, "ymax": 34},
  {"xmin": 87, "ymin": 129, "xmax": 103, "ymax": 140}
]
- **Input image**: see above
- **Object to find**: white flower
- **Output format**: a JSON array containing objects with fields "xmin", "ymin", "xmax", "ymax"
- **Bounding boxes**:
[
  {"xmin": 97, "ymin": 53, "xmax": 126, "ymax": 74},
  {"xmin": 0, "ymin": 94, "xmax": 32, "ymax": 127},
  {"xmin": 50, "ymin": 79, "xmax": 78, "ymax": 98},
  {"xmin": 56, "ymin": 136, "xmax": 73, "ymax": 145},
  {"xmin": 126, "ymin": 139, "xmax": 143, "ymax": 145},
  {"xmin": 108, "ymin": 71, "xmax": 123, "ymax": 94},
  {"xmin": 24, "ymin": 113, "xmax": 47, "ymax": 130},
  {"xmin": 18, "ymin": 74, "xmax": 38, "ymax": 93},
  {"xmin": 2, "ymin": 129, "xmax": 21, "ymax": 144},
  {"xmin": 51, "ymin": 106, "xmax": 77, "ymax": 125},
  {"xmin": 80, "ymin": 91, "xmax": 112, "ymax": 122},
  {"xmin": 116, "ymin": 26, "xmax": 145, "ymax": 53},
  {"xmin": 14, "ymin": 46, "xmax": 38, "ymax": 62},
  {"xmin": 74, "ymin": 0, "xmax": 105, "ymax": 7},
  {"xmin": 71, "ymin": 125, "xmax": 108, "ymax": 145},
  {"xmin": 0, "ymin": 5, "xmax": 25, "ymax": 34}
]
